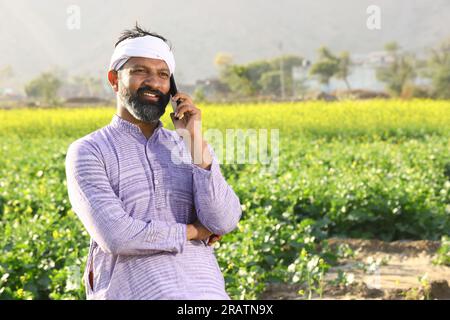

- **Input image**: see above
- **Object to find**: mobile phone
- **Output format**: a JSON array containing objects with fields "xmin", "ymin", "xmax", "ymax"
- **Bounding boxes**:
[{"xmin": 170, "ymin": 75, "xmax": 181, "ymax": 115}]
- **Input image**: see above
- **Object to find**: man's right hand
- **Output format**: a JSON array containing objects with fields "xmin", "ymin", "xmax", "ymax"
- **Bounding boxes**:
[{"xmin": 186, "ymin": 220, "xmax": 213, "ymax": 241}]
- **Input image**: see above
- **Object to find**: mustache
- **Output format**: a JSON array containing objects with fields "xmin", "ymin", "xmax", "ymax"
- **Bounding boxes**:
[{"xmin": 136, "ymin": 86, "xmax": 165, "ymax": 98}]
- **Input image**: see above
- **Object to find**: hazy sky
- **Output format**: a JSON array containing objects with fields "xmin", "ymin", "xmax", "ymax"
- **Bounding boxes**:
[{"xmin": 1, "ymin": 0, "xmax": 449, "ymax": 86}]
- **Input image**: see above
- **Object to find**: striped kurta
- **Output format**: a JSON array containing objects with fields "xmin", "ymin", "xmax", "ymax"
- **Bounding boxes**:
[{"xmin": 65, "ymin": 114, "xmax": 242, "ymax": 299}]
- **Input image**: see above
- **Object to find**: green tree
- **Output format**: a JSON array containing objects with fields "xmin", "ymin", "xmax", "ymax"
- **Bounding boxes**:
[
  {"xmin": 258, "ymin": 70, "xmax": 282, "ymax": 96},
  {"xmin": 269, "ymin": 55, "xmax": 305, "ymax": 97},
  {"xmin": 309, "ymin": 47, "xmax": 340, "ymax": 90},
  {"xmin": 193, "ymin": 86, "xmax": 207, "ymax": 103},
  {"xmin": 220, "ymin": 65, "xmax": 254, "ymax": 97},
  {"xmin": 217, "ymin": 55, "xmax": 305, "ymax": 98},
  {"xmin": 337, "ymin": 51, "xmax": 352, "ymax": 90},
  {"xmin": 25, "ymin": 72, "xmax": 62, "ymax": 104},
  {"xmin": 214, "ymin": 52, "xmax": 233, "ymax": 69},
  {"xmin": 427, "ymin": 38, "xmax": 450, "ymax": 99},
  {"xmin": 376, "ymin": 42, "xmax": 416, "ymax": 96}
]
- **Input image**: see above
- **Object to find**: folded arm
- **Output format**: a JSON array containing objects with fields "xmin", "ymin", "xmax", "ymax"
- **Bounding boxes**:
[
  {"xmin": 192, "ymin": 143, "xmax": 242, "ymax": 236},
  {"xmin": 65, "ymin": 140, "xmax": 187, "ymax": 256}
]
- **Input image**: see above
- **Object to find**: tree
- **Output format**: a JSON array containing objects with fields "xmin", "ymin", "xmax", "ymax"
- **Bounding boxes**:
[
  {"xmin": 220, "ymin": 64, "xmax": 254, "ymax": 97},
  {"xmin": 376, "ymin": 42, "xmax": 416, "ymax": 96},
  {"xmin": 258, "ymin": 70, "xmax": 282, "ymax": 96},
  {"xmin": 427, "ymin": 38, "xmax": 450, "ymax": 99},
  {"xmin": 310, "ymin": 47, "xmax": 353, "ymax": 91},
  {"xmin": 309, "ymin": 47, "xmax": 340, "ymax": 91},
  {"xmin": 214, "ymin": 53, "xmax": 233, "ymax": 68},
  {"xmin": 215, "ymin": 53, "xmax": 249, "ymax": 98},
  {"xmin": 25, "ymin": 72, "xmax": 62, "ymax": 104},
  {"xmin": 269, "ymin": 55, "xmax": 305, "ymax": 97},
  {"xmin": 337, "ymin": 51, "xmax": 352, "ymax": 90},
  {"xmin": 217, "ymin": 54, "xmax": 305, "ymax": 98},
  {"xmin": 193, "ymin": 86, "xmax": 207, "ymax": 103}
]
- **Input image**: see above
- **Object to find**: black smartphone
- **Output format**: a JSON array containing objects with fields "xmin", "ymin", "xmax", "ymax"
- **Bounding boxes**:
[
  {"xmin": 170, "ymin": 75, "xmax": 181, "ymax": 115},
  {"xmin": 169, "ymin": 74, "xmax": 178, "ymax": 97}
]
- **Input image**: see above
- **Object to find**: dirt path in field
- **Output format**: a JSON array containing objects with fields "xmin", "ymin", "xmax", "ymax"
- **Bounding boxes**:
[{"xmin": 261, "ymin": 238, "xmax": 450, "ymax": 300}]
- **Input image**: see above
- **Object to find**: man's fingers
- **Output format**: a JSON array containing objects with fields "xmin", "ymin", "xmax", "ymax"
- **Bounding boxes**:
[
  {"xmin": 170, "ymin": 112, "xmax": 180, "ymax": 122},
  {"xmin": 207, "ymin": 235, "xmax": 223, "ymax": 246},
  {"xmin": 172, "ymin": 92, "xmax": 193, "ymax": 104},
  {"xmin": 174, "ymin": 104, "xmax": 198, "ymax": 119},
  {"xmin": 207, "ymin": 240, "xmax": 219, "ymax": 246},
  {"xmin": 170, "ymin": 112, "xmax": 186, "ymax": 129},
  {"xmin": 191, "ymin": 220, "xmax": 215, "ymax": 242}
]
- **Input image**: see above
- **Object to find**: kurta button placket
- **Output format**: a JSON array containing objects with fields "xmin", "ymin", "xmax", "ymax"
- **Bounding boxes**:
[{"xmin": 146, "ymin": 136, "xmax": 167, "ymax": 209}]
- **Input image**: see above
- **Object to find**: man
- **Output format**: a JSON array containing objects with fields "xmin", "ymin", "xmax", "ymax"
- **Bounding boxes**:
[{"xmin": 65, "ymin": 25, "xmax": 242, "ymax": 300}]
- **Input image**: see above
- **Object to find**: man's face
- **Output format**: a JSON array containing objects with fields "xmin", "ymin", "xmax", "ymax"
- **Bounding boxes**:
[{"xmin": 117, "ymin": 57, "xmax": 171, "ymax": 123}]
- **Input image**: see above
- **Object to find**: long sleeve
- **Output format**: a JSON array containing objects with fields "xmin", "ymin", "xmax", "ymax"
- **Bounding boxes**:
[
  {"xmin": 192, "ymin": 143, "xmax": 242, "ymax": 235},
  {"xmin": 65, "ymin": 140, "xmax": 187, "ymax": 256}
]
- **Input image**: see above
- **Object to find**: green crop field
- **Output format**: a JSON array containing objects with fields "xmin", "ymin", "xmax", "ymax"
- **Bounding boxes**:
[{"xmin": 0, "ymin": 99, "xmax": 449, "ymax": 299}]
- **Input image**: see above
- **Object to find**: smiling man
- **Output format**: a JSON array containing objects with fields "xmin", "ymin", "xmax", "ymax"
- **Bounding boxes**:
[{"xmin": 65, "ymin": 25, "xmax": 242, "ymax": 300}]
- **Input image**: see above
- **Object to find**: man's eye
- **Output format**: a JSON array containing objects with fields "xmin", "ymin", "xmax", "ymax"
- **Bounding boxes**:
[
  {"xmin": 160, "ymin": 72, "xmax": 169, "ymax": 78},
  {"xmin": 132, "ymin": 68, "xmax": 146, "ymax": 74}
]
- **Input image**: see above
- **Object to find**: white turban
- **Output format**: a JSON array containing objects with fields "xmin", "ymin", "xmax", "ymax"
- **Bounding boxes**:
[{"xmin": 109, "ymin": 35, "xmax": 176, "ymax": 75}]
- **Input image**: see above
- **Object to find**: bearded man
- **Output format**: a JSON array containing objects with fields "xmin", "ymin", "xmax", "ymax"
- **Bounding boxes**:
[{"xmin": 65, "ymin": 24, "xmax": 242, "ymax": 300}]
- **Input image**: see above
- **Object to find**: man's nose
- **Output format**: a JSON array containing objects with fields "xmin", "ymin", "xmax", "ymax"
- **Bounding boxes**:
[{"xmin": 141, "ymin": 74, "xmax": 162, "ymax": 90}]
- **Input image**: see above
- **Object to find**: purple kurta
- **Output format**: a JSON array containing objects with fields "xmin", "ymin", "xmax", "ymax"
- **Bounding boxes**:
[{"xmin": 65, "ymin": 114, "xmax": 242, "ymax": 299}]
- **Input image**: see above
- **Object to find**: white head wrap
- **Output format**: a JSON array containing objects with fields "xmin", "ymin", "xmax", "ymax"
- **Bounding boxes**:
[{"xmin": 109, "ymin": 35, "xmax": 175, "ymax": 75}]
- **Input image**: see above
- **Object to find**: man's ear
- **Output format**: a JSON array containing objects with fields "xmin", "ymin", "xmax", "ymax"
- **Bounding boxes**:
[{"xmin": 108, "ymin": 70, "xmax": 119, "ymax": 92}]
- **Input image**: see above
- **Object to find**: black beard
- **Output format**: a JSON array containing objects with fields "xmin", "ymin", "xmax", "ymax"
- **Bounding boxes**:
[{"xmin": 121, "ymin": 86, "xmax": 170, "ymax": 123}]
